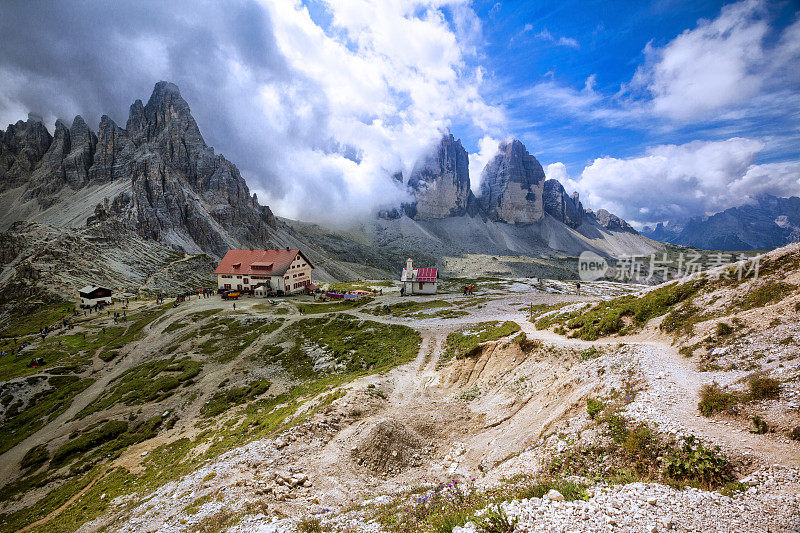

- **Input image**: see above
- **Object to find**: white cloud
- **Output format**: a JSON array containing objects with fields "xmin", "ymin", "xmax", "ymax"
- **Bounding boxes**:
[
  {"xmin": 514, "ymin": 25, "xmax": 579, "ymax": 49},
  {"xmin": 517, "ymin": 0, "xmax": 800, "ymax": 128},
  {"xmin": 245, "ymin": 0, "xmax": 505, "ymax": 223},
  {"xmin": 468, "ymin": 134, "xmax": 502, "ymax": 193},
  {"xmin": 633, "ymin": 0, "xmax": 770, "ymax": 121},
  {"xmin": 535, "ymin": 28, "xmax": 580, "ymax": 49},
  {"xmin": 563, "ymin": 138, "xmax": 800, "ymax": 225}
]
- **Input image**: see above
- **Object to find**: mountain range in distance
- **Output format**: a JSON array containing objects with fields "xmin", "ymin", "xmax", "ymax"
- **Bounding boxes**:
[{"xmin": 641, "ymin": 194, "xmax": 800, "ymax": 251}]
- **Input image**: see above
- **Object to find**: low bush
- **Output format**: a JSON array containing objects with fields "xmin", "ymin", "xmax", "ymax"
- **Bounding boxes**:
[
  {"xmin": 661, "ymin": 435, "xmax": 733, "ymax": 486},
  {"xmin": 715, "ymin": 322, "xmax": 734, "ymax": 337},
  {"xmin": 750, "ymin": 416, "xmax": 768, "ymax": 434},
  {"xmin": 477, "ymin": 504, "xmax": 518, "ymax": 533},
  {"xmin": 698, "ymin": 383, "xmax": 742, "ymax": 416},
  {"xmin": 748, "ymin": 376, "xmax": 781, "ymax": 400},
  {"xmin": 586, "ymin": 398, "xmax": 605, "ymax": 419}
]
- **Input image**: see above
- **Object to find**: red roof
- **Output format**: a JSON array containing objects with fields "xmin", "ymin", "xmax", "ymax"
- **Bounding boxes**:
[
  {"xmin": 416, "ymin": 268, "xmax": 438, "ymax": 283},
  {"xmin": 214, "ymin": 249, "xmax": 313, "ymax": 276}
]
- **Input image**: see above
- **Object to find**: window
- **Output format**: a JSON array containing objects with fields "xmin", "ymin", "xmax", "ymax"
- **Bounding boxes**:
[
  {"xmin": 243, "ymin": 278, "xmax": 249, "ymax": 284},
  {"xmin": 419, "ymin": 282, "xmax": 423, "ymax": 290}
]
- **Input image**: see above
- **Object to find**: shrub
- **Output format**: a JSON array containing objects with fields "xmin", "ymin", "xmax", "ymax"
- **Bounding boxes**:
[
  {"xmin": 297, "ymin": 517, "xmax": 323, "ymax": 533},
  {"xmin": 477, "ymin": 504, "xmax": 518, "ymax": 533},
  {"xmin": 790, "ymin": 427, "xmax": 800, "ymax": 441},
  {"xmin": 750, "ymin": 416, "xmax": 768, "ymax": 434},
  {"xmin": 748, "ymin": 376, "xmax": 780, "ymax": 400},
  {"xmin": 586, "ymin": 398, "xmax": 605, "ymax": 419},
  {"xmin": 661, "ymin": 435, "xmax": 733, "ymax": 486},
  {"xmin": 367, "ymin": 384, "xmax": 387, "ymax": 400},
  {"xmin": 715, "ymin": 322, "xmax": 733, "ymax": 337},
  {"xmin": 679, "ymin": 346, "xmax": 694, "ymax": 358},
  {"xmin": 698, "ymin": 383, "xmax": 742, "ymax": 416}
]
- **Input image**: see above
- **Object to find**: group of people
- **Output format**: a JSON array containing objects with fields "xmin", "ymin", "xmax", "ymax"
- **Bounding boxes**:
[
  {"xmin": 82, "ymin": 300, "xmax": 108, "ymax": 315},
  {"xmin": 112, "ymin": 311, "xmax": 127, "ymax": 324},
  {"xmin": 462, "ymin": 285, "xmax": 474, "ymax": 295},
  {"xmin": 0, "ymin": 340, "xmax": 30, "ymax": 358}
]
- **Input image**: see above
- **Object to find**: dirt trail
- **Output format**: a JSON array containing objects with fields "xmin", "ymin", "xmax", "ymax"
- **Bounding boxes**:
[{"xmin": 516, "ymin": 320, "xmax": 800, "ymax": 468}]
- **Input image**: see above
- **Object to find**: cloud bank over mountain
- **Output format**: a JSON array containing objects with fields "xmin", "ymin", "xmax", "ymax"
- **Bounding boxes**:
[
  {"xmin": 0, "ymin": 0, "xmax": 797, "ymax": 227},
  {"xmin": 0, "ymin": 0, "xmax": 503, "ymax": 225}
]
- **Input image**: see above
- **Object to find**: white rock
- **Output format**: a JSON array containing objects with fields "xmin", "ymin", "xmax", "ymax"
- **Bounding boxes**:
[{"xmin": 546, "ymin": 489, "xmax": 565, "ymax": 502}]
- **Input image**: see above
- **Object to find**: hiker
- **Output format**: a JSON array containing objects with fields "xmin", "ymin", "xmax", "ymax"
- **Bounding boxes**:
[
  {"xmin": 400, "ymin": 286, "xmax": 405, "ymax": 297},
  {"xmin": 379, "ymin": 289, "xmax": 383, "ymax": 296},
  {"xmin": 576, "ymin": 282, "xmax": 581, "ymax": 295},
  {"xmin": 233, "ymin": 302, "xmax": 236, "ymax": 310}
]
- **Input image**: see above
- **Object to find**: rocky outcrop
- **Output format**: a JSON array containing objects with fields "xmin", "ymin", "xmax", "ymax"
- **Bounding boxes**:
[
  {"xmin": 0, "ymin": 118, "xmax": 53, "ymax": 192},
  {"xmin": 543, "ymin": 179, "xmax": 583, "ymax": 228},
  {"xmin": 585, "ymin": 209, "xmax": 636, "ymax": 233},
  {"xmin": 478, "ymin": 139, "xmax": 545, "ymax": 224},
  {"xmin": 405, "ymin": 133, "xmax": 476, "ymax": 220},
  {"xmin": 0, "ymin": 81, "xmax": 277, "ymax": 258}
]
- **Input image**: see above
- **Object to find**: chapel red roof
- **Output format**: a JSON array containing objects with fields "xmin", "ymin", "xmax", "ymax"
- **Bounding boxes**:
[
  {"xmin": 214, "ymin": 249, "xmax": 313, "ymax": 276},
  {"xmin": 415, "ymin": 268, "xmax": 438, "ymax": 283}
]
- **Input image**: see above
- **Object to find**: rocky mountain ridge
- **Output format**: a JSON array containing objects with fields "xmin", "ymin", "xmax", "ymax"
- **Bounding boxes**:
[
  {"xmin": 642, "ymin": 194, "xmax": 800, "ymax": 250},
  {"xmin": 397, "ymin": 133, "xmax": 635, "ymax": 235},
  {"xmin": 0, "ymin": 82, "xmax": 277, "ymax": 258}
]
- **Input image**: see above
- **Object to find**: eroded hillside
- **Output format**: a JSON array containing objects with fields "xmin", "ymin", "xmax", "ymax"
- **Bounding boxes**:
[{"xmin": 0, "ymin": 255, "xmax": 798, "ymax": 532}]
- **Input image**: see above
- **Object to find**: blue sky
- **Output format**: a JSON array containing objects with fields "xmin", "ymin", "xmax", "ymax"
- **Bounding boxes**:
[
  {"xmin": 1, "ymin": 0, "xmax": 798, "ymax": 226},
  {"xmin": 470, "ymin": 0, "xmax": 799, "ymax": 172}
]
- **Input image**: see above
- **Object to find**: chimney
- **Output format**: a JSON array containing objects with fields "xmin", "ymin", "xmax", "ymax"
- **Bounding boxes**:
[{"xmin": 406, "ymin": 258, "xmax": 413, "ymax": 273}]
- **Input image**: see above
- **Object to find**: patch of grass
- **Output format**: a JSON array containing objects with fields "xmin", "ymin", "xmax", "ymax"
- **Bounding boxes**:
[
  {"xmin": 0, "ymin": 467, "xmax": 102, "ymax": 533},
  {"xmin": 76, "ymin": 358, "xmax": 201, "ymax": 419},
  {"xmin": 719, "ymin": 481, "xmax": 748, "ymax": 497},
  {"xmin": 526, "ymin": 302, "xmax": 569, "ymax": 321},
  {"xmin": 543, "ymin": 280, "xmax": 703, "ymax": 340},
  {"xmin": 163, "ymin": 309, "xmax": 221, "ymax": 334},
  {"xmin": 191, "ymin": 317, "xmax": 283, "ymax": 363},
  {"xmin": 0, "ymin": 299, "xmax": 73, "ymax": 338},
  {"xmin": 551, "ymin": 408, "xmax": 733, "ymax": 489},
  {"xmin": 716, "ymin": 322, "xmax": 734, "ymax": 337},
  {"xmin": 440, "ymin": 321, "xmax": 521, "ymax": 363},
  {"xmin": 750, "ymin": 415, "xmax": 768, "ymax": 434},
  {"xmin": 373, "ymin": 476, "xmax": 587, "ymax": 533},
  {"xmin": 20, "ymin": 444, "xmax": 50, "ymax": 470},
  {"xmin": 299, "ymin": 297, "xmax": 372, "ymax": 314},
  {"xmin": 0, "ymin": 375, "xmax": 95, "ymax": 455},
  {"xmin": 201, "ymin": 379, "xmax": 271, "ymax": 418},
  {"xmin": 184, "ymin": 493, "xmax": 215, "ymax": 515},
  {"xmin": 297, "ymin": 517, "xmax": 323, "ymax": 532},
  {"xmin": 366, "ymin": 383, "xmax": 387, "ymax": 400},
  {"xmin": 733, "ymin": 282, "xmax": 796, "ymax": 311},
  {"xmin": 273, "ymin": 314, "xmax": 421, "ymax": 379},
  {"xmin": 52, "ymin": 420, "xmax": 129, "ymax": 466},
  {"xmin": 586, "ymin": 398, "xmax": 605, "ymax": 419},
  {"xmin": 458, "ymin": 386, "xmax": 481, "ymax": 402}
]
